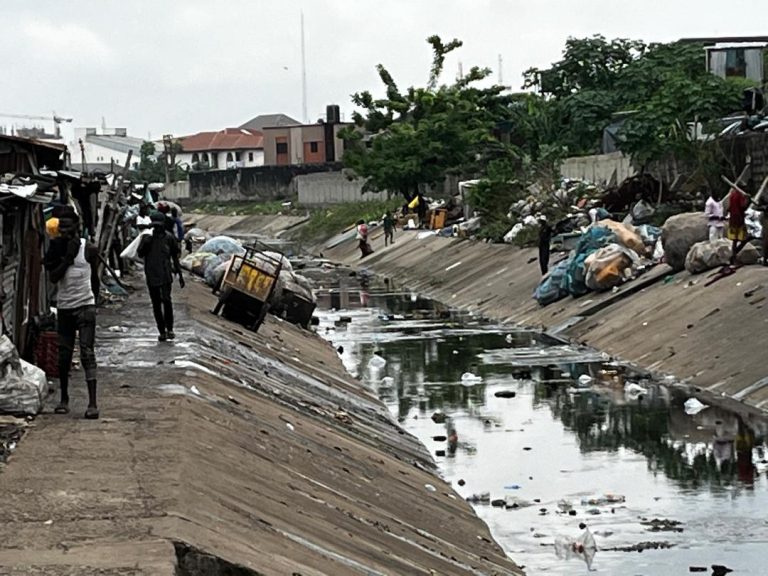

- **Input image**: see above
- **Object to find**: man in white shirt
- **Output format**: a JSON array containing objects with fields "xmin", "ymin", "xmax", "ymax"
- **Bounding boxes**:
[{"xmin": 704, "ymin": 189, "xmax": 725, "ymax": 241}]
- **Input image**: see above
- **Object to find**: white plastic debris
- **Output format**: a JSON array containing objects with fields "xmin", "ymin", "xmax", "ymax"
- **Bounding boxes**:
[
  {"xmin": 424, "ymin": 483, "xmax": 437, "ymax": 492},
  {"xmin": 367, "ymin": 355, "xmax": 387, "ymax": 370},
  {"xmin": 684, "ymin": 398, "xmax": 708, "ymax": 415},
  {"xmin": 577, "ymin": 374, "xmax": 593, "ymax": 387},
  {"xmin": 624, "ymin": 382, "xmax": 649, "ymax": 397},
  {"xmin": 554, "ymin": 527, "xmax": 597, "ymax": 569},
  {"xmin": 379, "ymin": 376, "xmax": 395, "ymax": 388},
  {"xmin": 460, "ymin": 372, "xmax": 483, "ymax": 386},
  {"xmin": 0, "ymin": 336, "xmax": 49, "ymax": 415}
]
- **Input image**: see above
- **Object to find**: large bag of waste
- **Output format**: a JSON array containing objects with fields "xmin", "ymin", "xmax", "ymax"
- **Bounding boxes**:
[
  {"xmin": 199, "ymin": 236, "xmax": 245, "ymax": 257},
  {"xmin": 662, "ymin": 212, "xmax": 709, "ymax": 271},
  {"xmin": 202, "ymin": 254, "xmax": 231, "ymax": 286},
  {"xmin": 563, "ymin": 227, "xmax": 617, "ymax": 296},
  {"xmin": 262, "ymin": 251, "xmax": 293, "ymax": 273},
  {"xmin": 205, "ymin": 258, "xmax": 231, "ymax": 288},
  {"xmin": 684, "ymin": 239, "xmax": 760, "ymax": 274},
  {"xmin": 635, "ymin": 224, "xmax": 662, "ymax": 246},
  {"xmin": 0, "ymin": 335, "xmax": 49, "ymax": 415},
  {"xmin": 594, "ymin": 220, "xmax": 646, "ymax": 255},
  {"xmin": 585, "ymin": 243, "xmax": 635, "ymax": 291},
  {"xmin": 180, "ymin": 251, "xmax": 218, "ymax": 276},
  {"xmin": 534, "ymin": 257, "xmax": 571, "ymax": 306},
  {"xmin": 120, "ymin": 229, "xmax": 152, "ymax": 261}
]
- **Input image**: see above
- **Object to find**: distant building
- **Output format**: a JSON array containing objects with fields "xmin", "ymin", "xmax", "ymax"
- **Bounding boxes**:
[
  {"xmin": 69, "ymin": 127, "xmax": 145, "ymax": 171},
  {"xmin": 263, "ymin": 105, "xmax": 349, "ymax": 166},
  {"xmin": 239, "ymin": 113, "xmax": 300, "ymax": 132},
  {"xmin": 681, "ymin": 36, "xmax": 768, "ymax": 84},
  {"xmin": 177, "ymin": 128, "xmax": 264, "ymax": 170}
]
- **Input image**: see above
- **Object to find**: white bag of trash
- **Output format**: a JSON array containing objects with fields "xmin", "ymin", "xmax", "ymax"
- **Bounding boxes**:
[
  {"xmin": 503, "ymin": 223, "xmax": 524, "ymax": 244},
  {"xmin": 460, "ymin": 372, "xmax": 483, "ymax": 385},
  {"xmin": 0, "ymin": 336, "xmax": 49, "ymax": 415},
  {"xmin": 554, "ymin": 527, "xmax": 597, "ymax": 570},
  {"xmin": 684, "ymin": 397, "xmax": 708, "ymax": 415},
  {"xmin": 367, "ymin": 354, "xmax": 387, "ymax": 370},
  {"xmin": 120, "ymin": 228, "xmax": 152, "ymax": 261}
]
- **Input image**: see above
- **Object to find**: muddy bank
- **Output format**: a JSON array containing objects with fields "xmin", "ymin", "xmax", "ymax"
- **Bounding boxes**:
[
  {"xmin": 323, "ymin": 229, "xmax": 768, "ymax": 417},
  {"xmin": 0, "ymin": 281, "xmax": 521, "ymax": 575}
]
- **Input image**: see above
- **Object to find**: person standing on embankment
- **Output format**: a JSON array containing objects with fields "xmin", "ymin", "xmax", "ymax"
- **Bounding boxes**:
[
  {"xmin": 138, "ymin": 213, "xmax": 185, "ymax": 341},
  {"xmin": 44, "ymin": 208, "xmax": 100, "ymax": 419}
]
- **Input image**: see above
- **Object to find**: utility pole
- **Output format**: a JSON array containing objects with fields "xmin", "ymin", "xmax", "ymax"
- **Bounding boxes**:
[
  {"xmin": 301, "ymin": 11, "xmax": 308, "ymax": 124},
  {"xmin": 498, "ymin": 54, "xmax": 503, "ymax": 84},
  {"xmin": 458, "ymin": 61, "xmax": 464, "ymax": 81},
  {"xmin": 162, "ymin": 134, "xmax": 173, "ymax": 184}
]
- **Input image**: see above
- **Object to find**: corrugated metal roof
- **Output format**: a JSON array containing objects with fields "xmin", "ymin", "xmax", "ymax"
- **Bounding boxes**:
[{"xmin": 86, "ymin": 134, "xmax": 146, "ymax": 155}]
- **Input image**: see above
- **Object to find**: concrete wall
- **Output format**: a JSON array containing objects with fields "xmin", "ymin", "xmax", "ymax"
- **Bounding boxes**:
[
  {"xmin": 188, "ymin": 163, "xmax": 344, "ymax": 202},
  {"xmin": 162, "ymin": 180, "xmax": 190, "ymax": 202},
  {"xmin": 296, "ymin": 172, "xmax": 382, "ymax": 206},
  {"xmin": 560, "ymin": 152, "xmax": 636, "ymax": 185}
]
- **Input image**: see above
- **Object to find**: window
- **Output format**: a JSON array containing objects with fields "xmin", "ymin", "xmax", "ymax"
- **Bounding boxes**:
[
  {"xmin": 191, "ymin": 152, "xmax": 199, "ymax": 165},
  {"xmin": 276, "ymin": 142, "xmax": 288, "ymax": 154},
  {"xmin": 226, "ymin": 152, "xmax": 234, "ymax": 164},
  {"xmin": 725, "ymin": 48, "xmax": 747, "ymax": 78},
  {"xmin": 248, "ymin": 152, "xmax": 254, "ymax": 162},
  {"xmin": 235, "ymin": 152, "xmax": 241, "ymax": 162},
  {"xmin": 309, "ymin": 141, "xmax": 319, "ymax": 153},
  {"xmin": 202, "ymin": 152, "xmax": 209, "ymax": 164}
]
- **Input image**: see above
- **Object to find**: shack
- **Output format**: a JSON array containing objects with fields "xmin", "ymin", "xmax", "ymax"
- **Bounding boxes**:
[{"xmin": 0, "ymin": 135, "xmax": 65, "ymax": 357}]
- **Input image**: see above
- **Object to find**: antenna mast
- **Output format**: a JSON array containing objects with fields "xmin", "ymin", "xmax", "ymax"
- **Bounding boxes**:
[
  {"xmin": 301, "ymin": 11, "xmax": 308, "ymax": 123},
  {"xmin": 498, "ymin": 54, "xmax": 503, "ymax": 84}
]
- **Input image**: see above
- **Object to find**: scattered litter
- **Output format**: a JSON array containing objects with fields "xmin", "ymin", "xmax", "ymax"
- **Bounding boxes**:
[
  {"xmin": 494, "ymin": 390, "xmax": 517, "ymax": 398},
  {"xmin": 444, "ymin": 261, "xmax": 462, "ymax": 272},
  {"xmin": 286, "ymin": 422, "xmax": 295, "ymax": 431},
  {"xmin": 504, "ymin": 484, "xmax": 522, "ymax": 490},
  {"xmin": 554, "ymin": 527, "xmax": 597, "ymax": 569},
  {"xmin": 466, "ymin": 492, "xmax": 490, "ymax": 504},
  {"xmin": 624, "ymin": 382, "xmax": 648, "ymax": 397},
  {"xmin": 424, "ymin": 483, "xmax": 437, "ymax": 492},
  {"xmin": 107, "ymin": 325, "xmax": 129, "ymax": 333},
  {"xmin": 504, "ymin": 496, "xmax": 532, "ymax": 509},
  {"xmin": 577, "ymin": 374, "xmax": 593, "ymax": 386},
  {"xmin": 684, "ymin": 398, "xmax": 708, "ymax": 415},
  {"xmin": 367, "ymin": 354, "xmax": 387, "ymax": 370},
  {"xmin": 460, "ymin": 372, "xmax": 483, "ymax": 385},
  {"xmin": 431, "ymin": 412, "xmax": 447, "ymax": 424}
]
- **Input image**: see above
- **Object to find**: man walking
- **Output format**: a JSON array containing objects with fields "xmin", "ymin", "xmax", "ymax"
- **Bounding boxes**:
[
  {"xmin": 44, "ymin": 209, "xmax": 100, "ymax": 419},
  {"xmin": 383, "ymin": 210, "xmax": 395, "ymax": 247},
  {"xmin": 538, "ymin": 214, "xmax": 553, "ymax": 275},
  {"xmin": 138, "ymin": 213, "xmax": 184, "ymax": 341}
]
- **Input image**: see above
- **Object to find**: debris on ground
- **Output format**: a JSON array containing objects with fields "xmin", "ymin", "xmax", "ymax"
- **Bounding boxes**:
[
  {"xmin": 0, "ymin": 335, "xmax": 49, "ymax": 416},
  {"xmin": 684, "ymin": 398, "xmax": 709, "ymax": 415}
]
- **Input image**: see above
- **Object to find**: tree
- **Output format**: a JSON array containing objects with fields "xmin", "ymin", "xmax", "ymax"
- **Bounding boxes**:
[
  {"xmin": 341, "ymin": 36, "xmax": 516, "ymax": 199},
  {"xmin": 137, "ymin": 140, "xmax": 188, "ymax": 183}
]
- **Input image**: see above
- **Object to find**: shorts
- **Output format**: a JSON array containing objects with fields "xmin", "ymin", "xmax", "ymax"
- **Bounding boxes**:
[{"xmin": 727, "ymin": 225, "xmax": 747, "ymax": 242}]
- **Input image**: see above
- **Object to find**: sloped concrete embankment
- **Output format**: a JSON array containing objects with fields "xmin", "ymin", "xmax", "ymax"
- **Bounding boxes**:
[
  {"xmin": 0, "ymin": 282, "xmax": 521, "ymax": 576},
  {"xmin": 324, "ymin": 229, "xmax": 768, "ymax": 417}
]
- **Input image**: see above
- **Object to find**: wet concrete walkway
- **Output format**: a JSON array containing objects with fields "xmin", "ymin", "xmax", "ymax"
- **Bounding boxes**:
[{"xmin": 0, "ymin": 281, "xmax": 521, "ymax": 575}]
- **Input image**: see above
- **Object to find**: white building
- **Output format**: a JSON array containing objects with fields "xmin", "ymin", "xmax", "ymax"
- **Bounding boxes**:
[
  {"xmin": 177, "ymin": 128, "xmax": 264, "ymax": 171},
  {"xmin": 69, "ymin": 127, "xmax": 146, "ymax": 171}
]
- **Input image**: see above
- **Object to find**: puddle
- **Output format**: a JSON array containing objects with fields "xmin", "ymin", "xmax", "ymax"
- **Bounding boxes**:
[{"xmin": 314, "ymin": 275, "xmax": 768, "ymax": 575}]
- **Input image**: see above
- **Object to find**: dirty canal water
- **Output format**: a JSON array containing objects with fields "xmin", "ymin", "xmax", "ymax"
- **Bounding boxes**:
[{"xmin": 311, "ymin": 270, "xmax": 768, "ymax": 576}]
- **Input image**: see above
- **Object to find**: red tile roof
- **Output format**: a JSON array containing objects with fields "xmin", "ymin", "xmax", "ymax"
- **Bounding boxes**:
[{"xmin": 179, "ymin": 128, "xmax": 264, "ymax": 152}]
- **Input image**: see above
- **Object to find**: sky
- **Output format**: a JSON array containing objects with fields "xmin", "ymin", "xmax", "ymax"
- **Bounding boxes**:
[{"xmin": 0, "ymin": 0, "xmax": 763, "ymax": 141}]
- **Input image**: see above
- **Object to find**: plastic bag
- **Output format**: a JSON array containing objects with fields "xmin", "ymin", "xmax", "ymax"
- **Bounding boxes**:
[
  {"xmin": 594, "ymin": 220, "xmax": 645, "ymax": 255},
  {"xmin": 554, "ymin": 528, "xmax": 597, "ymax": 570},
  {"xmin": 534, "ymin": 257, "xmax": 571, "ymax": 306},
  {"xmin": 635, "ymin": 224, "xmax": 662, "ymax": 246},
  {"xmin": 180, "ymin": 251, "xmax": 218, "ymax": 276},
  {"xmin": 503, "ymin": 223, "xmax": 524, "ymax": 243},
  {"xmin": 199, "ymin": 236, "xmax": 245, "ymax": 257},
  {"xmin": 120, "ymin": 229, "xmax": 152, "ymax": 260},
  {"xmin": 205, "ymin": 258, "xmax": 231, "ymax": 288},
  {"xmin": 584, "ymin": 243, "xmax": 636, "ymax": 292},
  {"xmin": 0, "ymin": 336, "xmax": 49, "ymax": 415}
]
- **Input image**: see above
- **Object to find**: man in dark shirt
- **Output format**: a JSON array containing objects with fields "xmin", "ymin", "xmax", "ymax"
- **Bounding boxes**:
[
  {"xmin": 137, "ymin": 213, "xmax": 184, "ymax": 341},
  {"xmin": 538, "ymin": 215, "xmax": 553, "ymax": 275}
]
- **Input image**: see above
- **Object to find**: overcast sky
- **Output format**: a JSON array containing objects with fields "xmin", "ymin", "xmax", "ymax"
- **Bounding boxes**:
[{"xmin": 0, "ymin": 0, "xmax": 763, "ymax": 140}]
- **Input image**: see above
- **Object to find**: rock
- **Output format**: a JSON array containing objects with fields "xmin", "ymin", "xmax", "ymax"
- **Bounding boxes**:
[
  {"xmin": 491, "ymin": 499, "xmax": 506, "ymax": 508},
  {"xmin": 711, "ymin": 565, "xmax": 733, "ymax": 576},
  {"xmin": 662, "ymin": 212, "xmax": 709, "ymax": 271},
  {"xmin": 431, "ymin": 412, "xmax": 447, "ymax": 424},
  {"xmin": 494, "ymin": 390, "xmax": 517, "ymax": 398},
  {"xmin": 685, "ymin": 238, "xmax": 759, "ymax": 273}
]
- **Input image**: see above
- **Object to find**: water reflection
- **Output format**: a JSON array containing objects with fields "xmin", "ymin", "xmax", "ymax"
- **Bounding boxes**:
[{"xmin": 312, "ymin": 273, "xmax": 768, "ymax": 574}]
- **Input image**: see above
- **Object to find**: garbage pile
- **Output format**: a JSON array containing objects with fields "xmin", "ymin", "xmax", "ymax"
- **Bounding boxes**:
[
  {"xmin": 0, "ymin": 335, "xmax": 49, "ymax": 416},
  {"xmin": 534, "ymin": 219, "xmax": 659, "ymax": 306},
  {"xmin": 180, "ymin": 235, "xmax": 317, "ymax": 328}
]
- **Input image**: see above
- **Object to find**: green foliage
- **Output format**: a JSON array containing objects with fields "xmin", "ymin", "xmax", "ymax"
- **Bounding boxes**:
[
  {"xmin": 294, "ymin": 199, "xmax": 402, "ymax": 244},
  {"xmin": 522, "ymin": 37, "xmax": 743, "ymax": 163},
  {"xmin": 137, "ymin": 140, "xmax": 188, "ymax": 183},
  {"xmin": 189, "ymin": 200, "xmax": 286, "ymax": 216},
  {"xmin": 342, "ymin": 36, "xmax": 516, "ymax": 198}
]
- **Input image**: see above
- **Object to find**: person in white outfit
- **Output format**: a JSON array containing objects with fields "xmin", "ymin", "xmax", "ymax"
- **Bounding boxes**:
[{"xmin": 704, "ymin": 188, "xmax": 725, "ymax": 241}]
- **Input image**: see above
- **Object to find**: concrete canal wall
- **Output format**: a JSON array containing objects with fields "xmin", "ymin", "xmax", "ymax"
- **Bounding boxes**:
[
  {"xmin": 324, "ymin": 229, "xmax": 768, "ymax": 417},
  {"xmin": 0, "ymin": 282, "xmax": 521, "ymax": 575}
]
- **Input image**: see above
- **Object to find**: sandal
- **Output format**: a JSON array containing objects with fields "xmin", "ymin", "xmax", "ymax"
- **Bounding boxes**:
[
  {"xmin": 84, "ymin": 406, "xmax": 100, "ymax": 420},
  {"xmin": 54, "ymin": 402, "xmax": 70, "ymax": 415}
]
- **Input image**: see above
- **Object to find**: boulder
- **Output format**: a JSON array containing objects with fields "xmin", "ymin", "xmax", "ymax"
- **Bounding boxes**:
[
  {"xmin": 661, "ymin": 213, "xmax": 709, "ymax": 271},
  {"xmin": 684, "ymin": 239, "xmax": 759, "ymax": 274}
]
